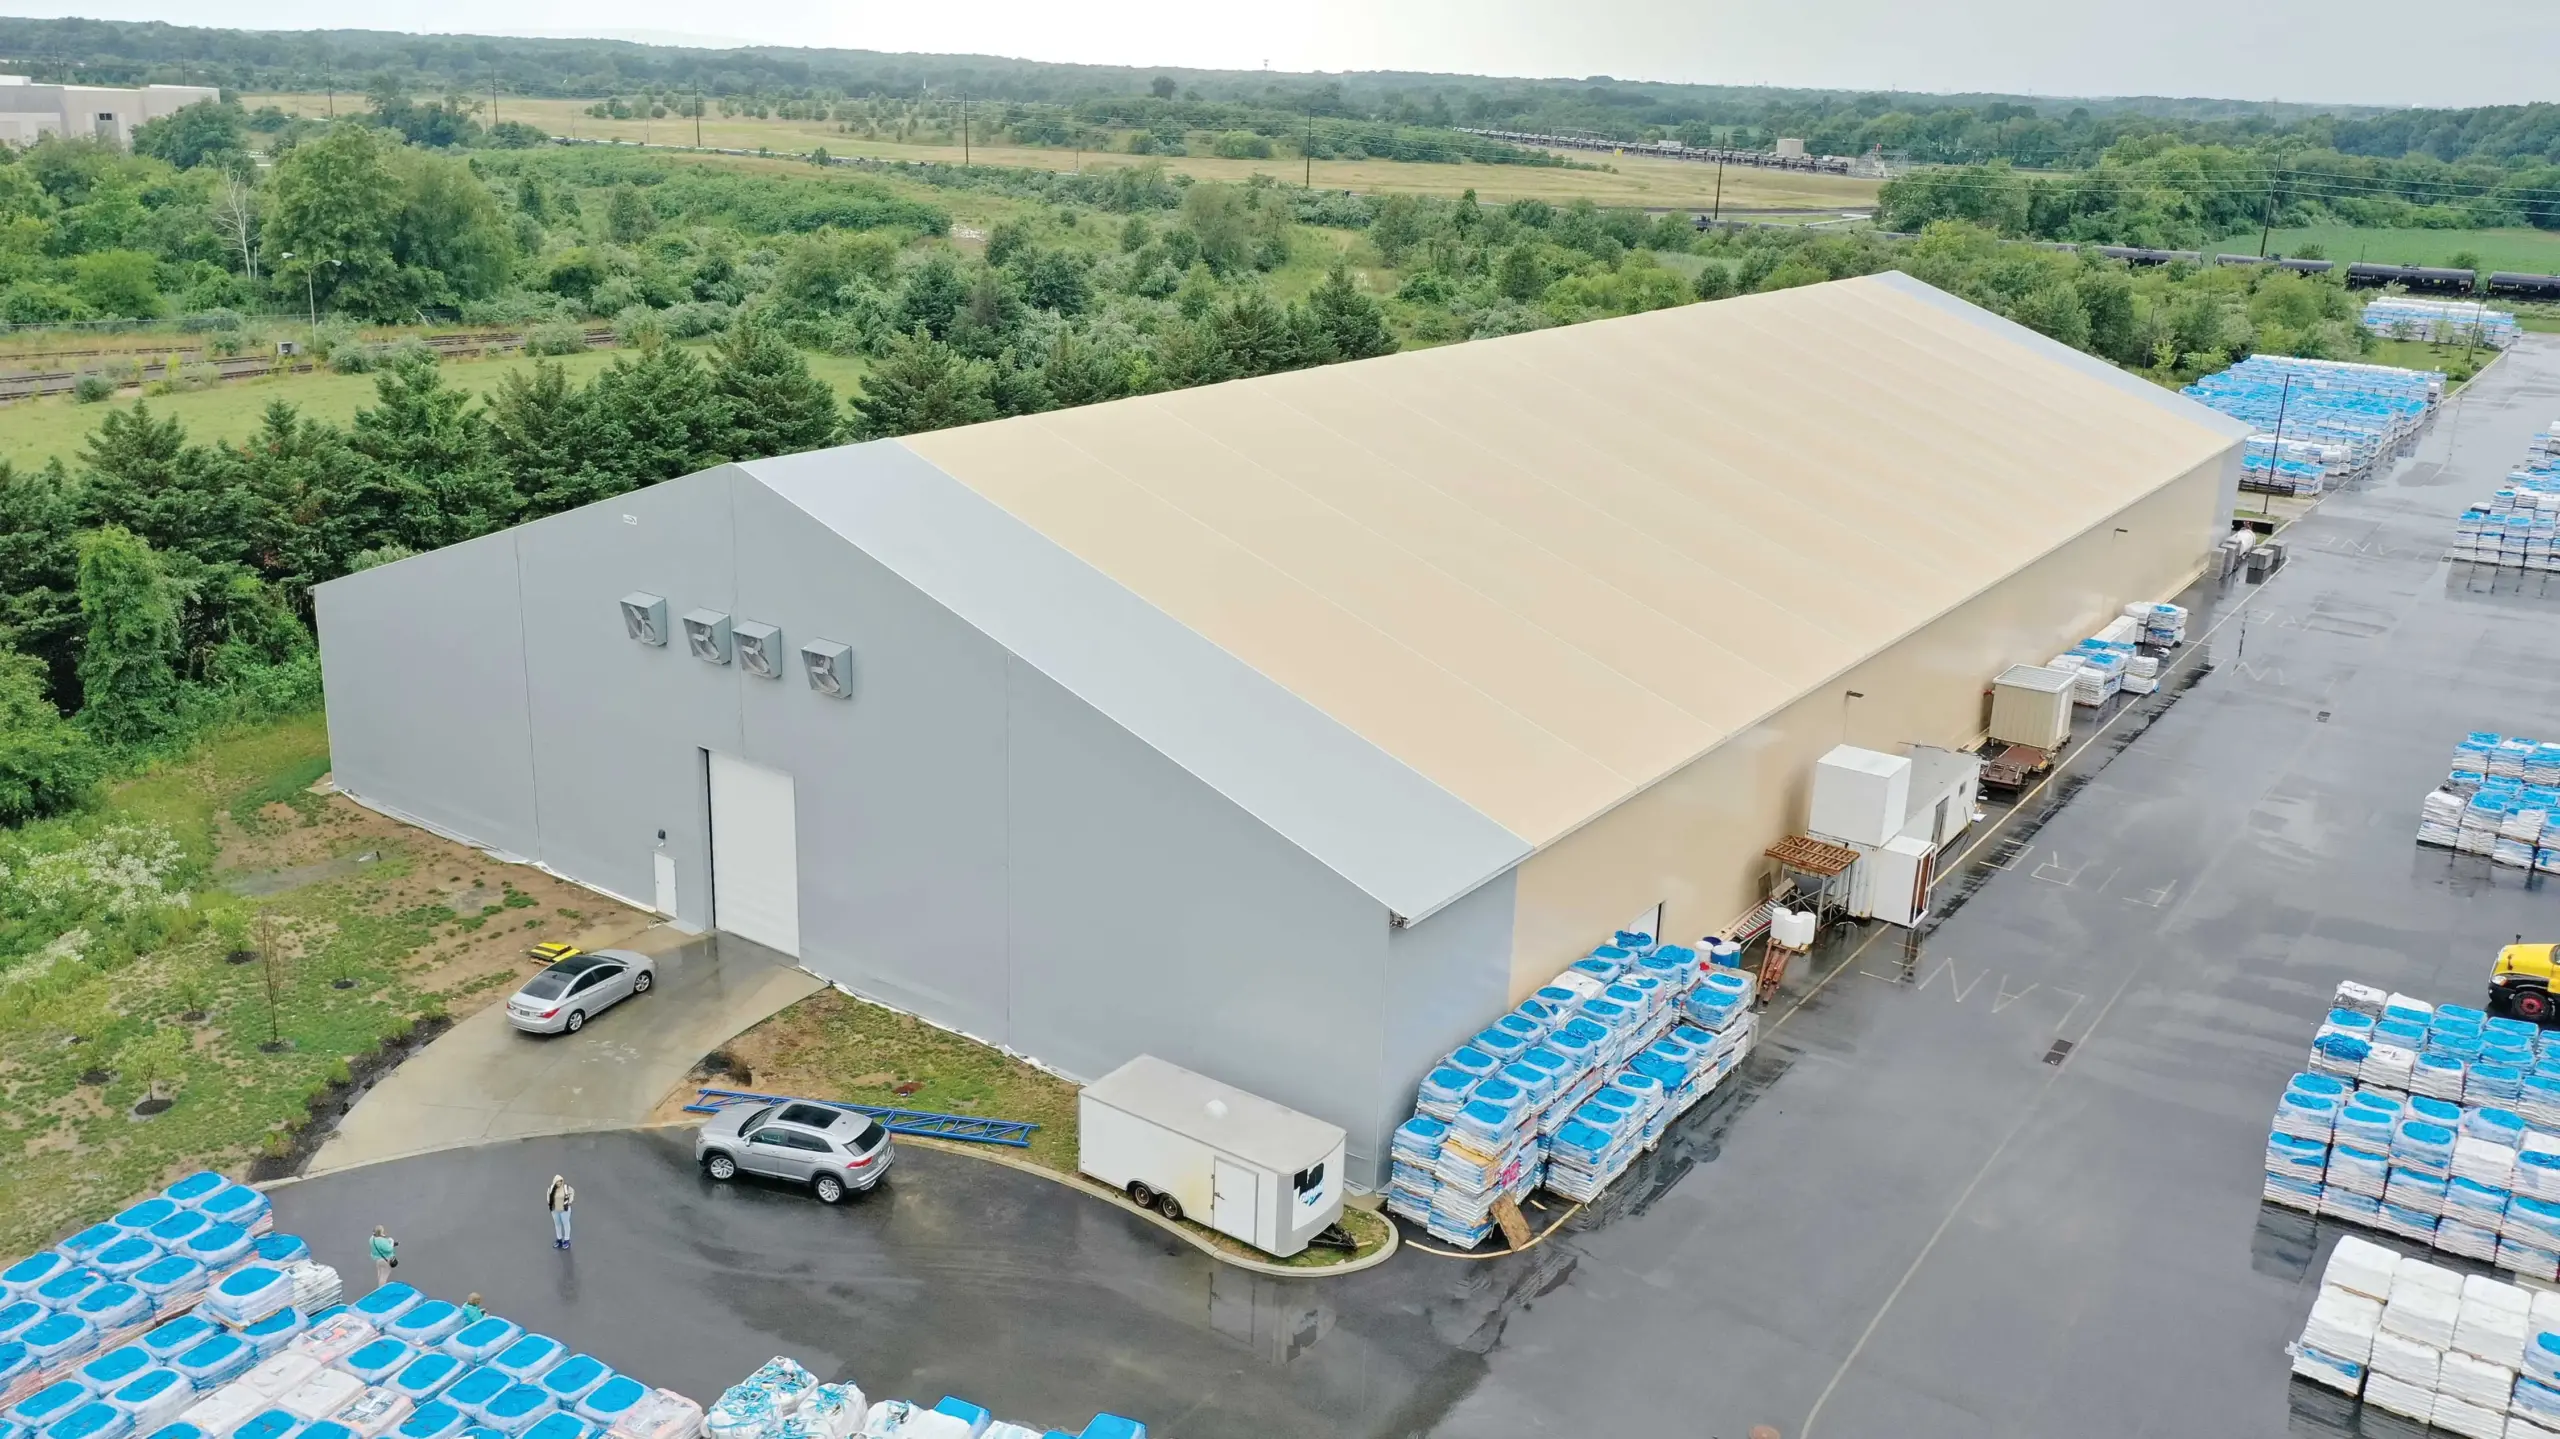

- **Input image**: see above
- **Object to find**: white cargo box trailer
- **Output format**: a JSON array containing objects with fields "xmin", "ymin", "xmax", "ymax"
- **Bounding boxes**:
[{"xmin": 1079, "ymin": 1055, "xmax": 1346, "ymax": 1258}]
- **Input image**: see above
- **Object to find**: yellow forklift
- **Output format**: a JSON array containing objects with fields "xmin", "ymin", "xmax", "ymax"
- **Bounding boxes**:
[{"xmin": 2489, "ymin": 938, "xmax": 2560, "ymax": 1024}]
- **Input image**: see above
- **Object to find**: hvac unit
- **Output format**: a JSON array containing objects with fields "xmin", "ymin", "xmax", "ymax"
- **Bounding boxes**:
[{"xmin": 1810, "ymin": 744, "xmax": 1910, "ymax": 848}]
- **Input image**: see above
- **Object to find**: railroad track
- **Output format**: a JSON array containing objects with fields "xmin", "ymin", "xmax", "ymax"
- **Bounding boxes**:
[{"xmin": 0, "ymin": 328, "xmax": 618, "ymax": 401}]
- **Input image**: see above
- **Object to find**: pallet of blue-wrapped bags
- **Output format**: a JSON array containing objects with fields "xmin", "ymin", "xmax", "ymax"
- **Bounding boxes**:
[
  {"xmin": 2270, "ymin": 979, "xmax": 2560, "ymax": 1285},
  {"xmin": 1387, "ymin": 930, "xmax": 1760, "ymax": 1246},
  {"xmin": 702, "ymin": 1353, "xmax": 1140, "ymax": 1439},
  {"xmin": 2, "ymin": 1173, "xmax": 713, "ymax": 1439}
]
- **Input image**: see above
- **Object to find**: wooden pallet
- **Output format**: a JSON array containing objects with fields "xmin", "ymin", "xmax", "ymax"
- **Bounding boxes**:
[{"xmin": 1764, "ymin": 833, "xmax": 1860, "ymax": 877}]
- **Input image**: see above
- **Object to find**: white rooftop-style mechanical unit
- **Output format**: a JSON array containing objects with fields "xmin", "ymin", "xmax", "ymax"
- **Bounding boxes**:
[{"xmin": 1810, "ymin": 743, "xmax": 1910, "ymax": 848}]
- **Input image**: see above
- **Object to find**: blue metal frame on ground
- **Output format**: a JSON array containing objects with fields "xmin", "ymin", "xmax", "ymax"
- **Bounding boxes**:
[{"xmin": 682, "ymin": 1088, "xmax": 1040, "ymax": 1147}]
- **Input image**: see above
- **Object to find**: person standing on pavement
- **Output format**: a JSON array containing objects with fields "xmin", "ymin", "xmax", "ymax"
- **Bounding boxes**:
[
  {"xmin": 546, "ymin": 1175, "xmax": 575, "ymax": 1249},
  {"xmin": 368, "ymin": 1226, "xmax": 398, "ymax": 1289}
]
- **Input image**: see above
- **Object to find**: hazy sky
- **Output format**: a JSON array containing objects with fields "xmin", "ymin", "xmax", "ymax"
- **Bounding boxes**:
[{"xmin": 11, "ymin": 0, "xmax": 2560, "ymax": 108}]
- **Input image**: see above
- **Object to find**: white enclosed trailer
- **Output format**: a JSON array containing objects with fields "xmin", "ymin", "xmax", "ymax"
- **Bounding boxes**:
[{"xmin": 1079, "ymin": 1055, "xmax": 1346, "ymax": 1258}]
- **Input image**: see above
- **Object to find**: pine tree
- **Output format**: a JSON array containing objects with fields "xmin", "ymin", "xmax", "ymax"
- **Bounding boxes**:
[
  {"xmin": 346, "ymin": 355, "xmax": 514, "ymax": 551},
  {"xmin": 74, "ymin": 526, "xmax": 181, "ymax": 746},
  {"xmin": 1212, "ymin": 289, "xmax": 1301, "ymax": 379},
  {"xmin": 0, "ymin": 459, "xmax": 83, "ymax": 705},
  {"xmin": 1301, "ymin": 264, "xmax": 1397, "ymax": 365},
  {"xmin": 486, "ymin": 360, "xmax": 599, "ymax": 518},
  {"xmin": 850, "ymin": 329, "xmax": 994, "ymax": 440},
  {"xmin": 584, "ymin": 344, "xmax": 730, "ymax": 487},
  {"xmin": 75, "ymin": 401, "xmax": 188, "ymax": 534},
  {"xmin": 1041, "ymin": 330, "xmax": 1131, "ymax": 410},
  {"xmin": 712, "ymin": 320, "xmax": 840, "ymax": 460},
  {"xmin": 894, "ymin": 253, "xmax": 969, "ymax": 339}
]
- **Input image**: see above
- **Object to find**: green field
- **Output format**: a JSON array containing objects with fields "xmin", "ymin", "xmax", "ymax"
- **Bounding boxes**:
[
  {"xmin": 2263, "ymin": 226, "xmax": 2560, "ymax": 274},
  {"xmin": 1, "ymin": 344, "xmax": 868, "ymax": 472}
]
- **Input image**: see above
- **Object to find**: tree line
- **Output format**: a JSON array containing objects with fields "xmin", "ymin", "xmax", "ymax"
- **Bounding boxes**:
[
  {"xmin": 0, "ymin": 317, "xmax": 838, "ymax": 819},
  {"xmin": 1881, "ymin": 139, "xmax": 2560, "ymax": 250}
]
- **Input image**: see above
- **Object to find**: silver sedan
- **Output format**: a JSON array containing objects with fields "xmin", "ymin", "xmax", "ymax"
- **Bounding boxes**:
[
  {"xmin": 504, "ymin": 949, "xmax": 654, "ymax": 1034},
  {"xmin": 695, "ymin": 1099, "xmax": 895, "ymax": 1204}
]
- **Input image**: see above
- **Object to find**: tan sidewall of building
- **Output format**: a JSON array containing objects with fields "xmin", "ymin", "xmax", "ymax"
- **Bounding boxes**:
[{"xmin": 1505, "ymin": 448, "xmax": 2229, "ymax": 996}]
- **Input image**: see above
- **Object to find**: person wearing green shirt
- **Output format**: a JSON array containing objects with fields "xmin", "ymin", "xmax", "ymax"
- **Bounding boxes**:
[
  {"xmin": 367, "ymin": 1226, "xmax": 397, "ymax": 1290},
  {"xmin": 459, "ymin": 1294, "xmax": 485, "ymax": 1327}
]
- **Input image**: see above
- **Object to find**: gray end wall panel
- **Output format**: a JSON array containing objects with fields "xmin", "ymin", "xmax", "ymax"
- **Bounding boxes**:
[
  {"xmin": 314, "ymin": 532, "xmax": 540, "ymax": 861},
  {"xmin": 510, "ymin": 471, "xmax": 748, "ymax": 923},
  {"xmin": 1378, "ymin": 873, "xmax": 1518, "ymax": 1183},
  {"xmin": 727, "ymin": 474, "xmax": 1013, "ymax": 1040},
  {"xmin": 1001, "ymin": 658, "xmax": 1394, "ymax": 1181},
  {"xmin": 746, "ymin": 443, "xmax": 1530, "ymax": 922}
]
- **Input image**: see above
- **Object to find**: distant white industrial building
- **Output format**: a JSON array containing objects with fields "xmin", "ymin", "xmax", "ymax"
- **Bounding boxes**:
[{"xmin": 0, "ymin": 76, "xmax": 220, "ymax": 148}]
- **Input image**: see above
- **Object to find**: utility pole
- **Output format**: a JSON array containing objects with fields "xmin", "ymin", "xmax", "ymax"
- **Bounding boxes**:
[
  {"xmin": 2262, "ymin": 372, "xmax": 2292, "ymax": 516},
  {"xmin": 960, "ymin": 92, "xmax": 969, "ymax": 166},
  {"xmin": 490, "ymin": 74, "xmax": 498, "ymax": 126},
  {"xmin": 2258, "ymin": 170, "xmax": 2280, "ymax": 258},
  {"xmin": 1304, "ymin": 111, "xmax": 1313, "ymax": 187},
  {"xmin": 1712, "ymin": 159, "xmax": 1724, "ymax": 222},
  {"xmin": 694, "ymin": 85, "xmax": 702, "ymax": 147}
]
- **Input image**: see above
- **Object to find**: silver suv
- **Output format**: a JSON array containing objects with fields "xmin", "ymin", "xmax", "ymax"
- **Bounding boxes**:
[{"xmin": 695, "ymin": 1100, "xmax": 895, "ymax": 1204}]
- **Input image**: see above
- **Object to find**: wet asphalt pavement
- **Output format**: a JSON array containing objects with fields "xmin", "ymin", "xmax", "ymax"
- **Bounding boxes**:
[{"xmin": 274, "ymin": 337, "xmax": 2560, "ymax": 1438}]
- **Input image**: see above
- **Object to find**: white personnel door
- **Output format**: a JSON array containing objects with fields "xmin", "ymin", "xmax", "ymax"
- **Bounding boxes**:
[
  {"xmin": 1211, "ymin": 1158, "xmax": 1259, "ymax": 1246},
  {"xmin": 707, "ymin": 752, "xmax": 800, "ymax": 958}
]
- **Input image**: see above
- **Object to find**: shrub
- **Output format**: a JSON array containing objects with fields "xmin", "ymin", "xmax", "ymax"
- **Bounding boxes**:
[
  {"xmin": 329, "ymin": 338, "xmax": 438, "ymax": 374},
  {"xmin": 307, "ymin": 317, "xmax": 358, "ymax": 360},
  {"xmin": 71, "ymin": 374, "xmax": 115, "ymax": 403},
  {"xmin": 612, "ymin": 306, "xmax": 666, "ymax": 349},
  {"xmin": 658, "ymin": 300, "xmax": 734, "ymax": 339},
  {"xmin": 522, "ymin": 321, "xmax": 588, "ymax": 356},
  {"xmin": 177, "ymin": 308, "xmax": 244, "ymax": 333}
]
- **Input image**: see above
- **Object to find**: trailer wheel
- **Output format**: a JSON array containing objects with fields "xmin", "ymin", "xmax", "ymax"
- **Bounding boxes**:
[
  {"xmin": 1156, "ymin": 1194, "xmax": 1184, "ymax": 1223},
  {"xmin": 1127, "ymin": 1181, "xmax": 1155, "ymax": 1208}
]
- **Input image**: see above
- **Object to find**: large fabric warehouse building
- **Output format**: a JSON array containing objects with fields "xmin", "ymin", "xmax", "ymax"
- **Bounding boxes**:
[{"xmin": 316, "ymin": 272, "xmax": 2247, "ymax": 1184}]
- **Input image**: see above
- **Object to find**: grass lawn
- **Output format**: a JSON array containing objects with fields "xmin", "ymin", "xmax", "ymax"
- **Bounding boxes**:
[
  {"xmin": 2367, "ymin": 336, "xmax": 2495, "ymax": 384},
  {"xmin": 708, "ymin": 988, "xmax": 1081, "ymax": 1174},
  {"xmin": 703, "ymin": 988, "xmax": 1389, "ymax": 1267},
  {"xmin": 2263, "ymin": 225, "xmax": 2560, "ymax": 274},
  {"xmin": 246, "ymin": 94, "xmax": 1880, "ymax": 214},
  {"xmin": 0, "ymin": 714, "xmax": 653, "ymax": 1256},
  {"xmin": 1, "ymin": 343, "xmax": 868, "ymax": 473}
]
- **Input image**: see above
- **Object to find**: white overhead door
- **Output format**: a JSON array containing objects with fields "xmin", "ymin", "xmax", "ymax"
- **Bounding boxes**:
[{"xmin": 708, "ymin": 752, "xmax": 800, "ymax": 958}]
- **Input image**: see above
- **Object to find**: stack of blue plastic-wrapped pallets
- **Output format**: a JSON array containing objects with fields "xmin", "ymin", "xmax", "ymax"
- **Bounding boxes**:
[
  {"xmin": 2185, "ymin": 355, "xmax": 2443, "ymax": 496},
  {"xmin": 1385, "ymin": 931, "xmax": 1758, "ymax": 1242},
  {"xmin": 2416, "ymin": 732, "xmax": 2560, "ymax": 871},
  {"xmin": 2274, "ymin": 980, "xmax": 2560, "ymax": 1283},
  {"xmin": 2363, "ymin": 298, "xmax": 2521, "ymax": 349},
  {"xmin": 2446, "ymin": 427, "xmax": 2560, "ymax": 571},
  {"xmin": 702, "ymin": 1353, "xmax": 1142, "ymax": 1439},
  {"xmin": 0, "ymin": 1174, "xmax": 729, "ymax": 1439}
]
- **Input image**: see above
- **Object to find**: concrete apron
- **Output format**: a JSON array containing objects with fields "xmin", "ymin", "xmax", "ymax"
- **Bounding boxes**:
[{"xmin": 309, "ymin": 928, "xmax": 823, "ymax": 1175}]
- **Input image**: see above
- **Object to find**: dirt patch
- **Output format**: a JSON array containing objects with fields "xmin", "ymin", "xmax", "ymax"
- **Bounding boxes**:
[{"xmin": 213, "ymin": 789, "xmax": 655, "ymax": 1028}]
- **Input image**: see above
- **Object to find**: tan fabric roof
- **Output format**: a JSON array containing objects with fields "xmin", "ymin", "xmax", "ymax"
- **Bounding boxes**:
[{"xmin": 900, "ymin": 273, "xmax": 2237, "ymax": 848}]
